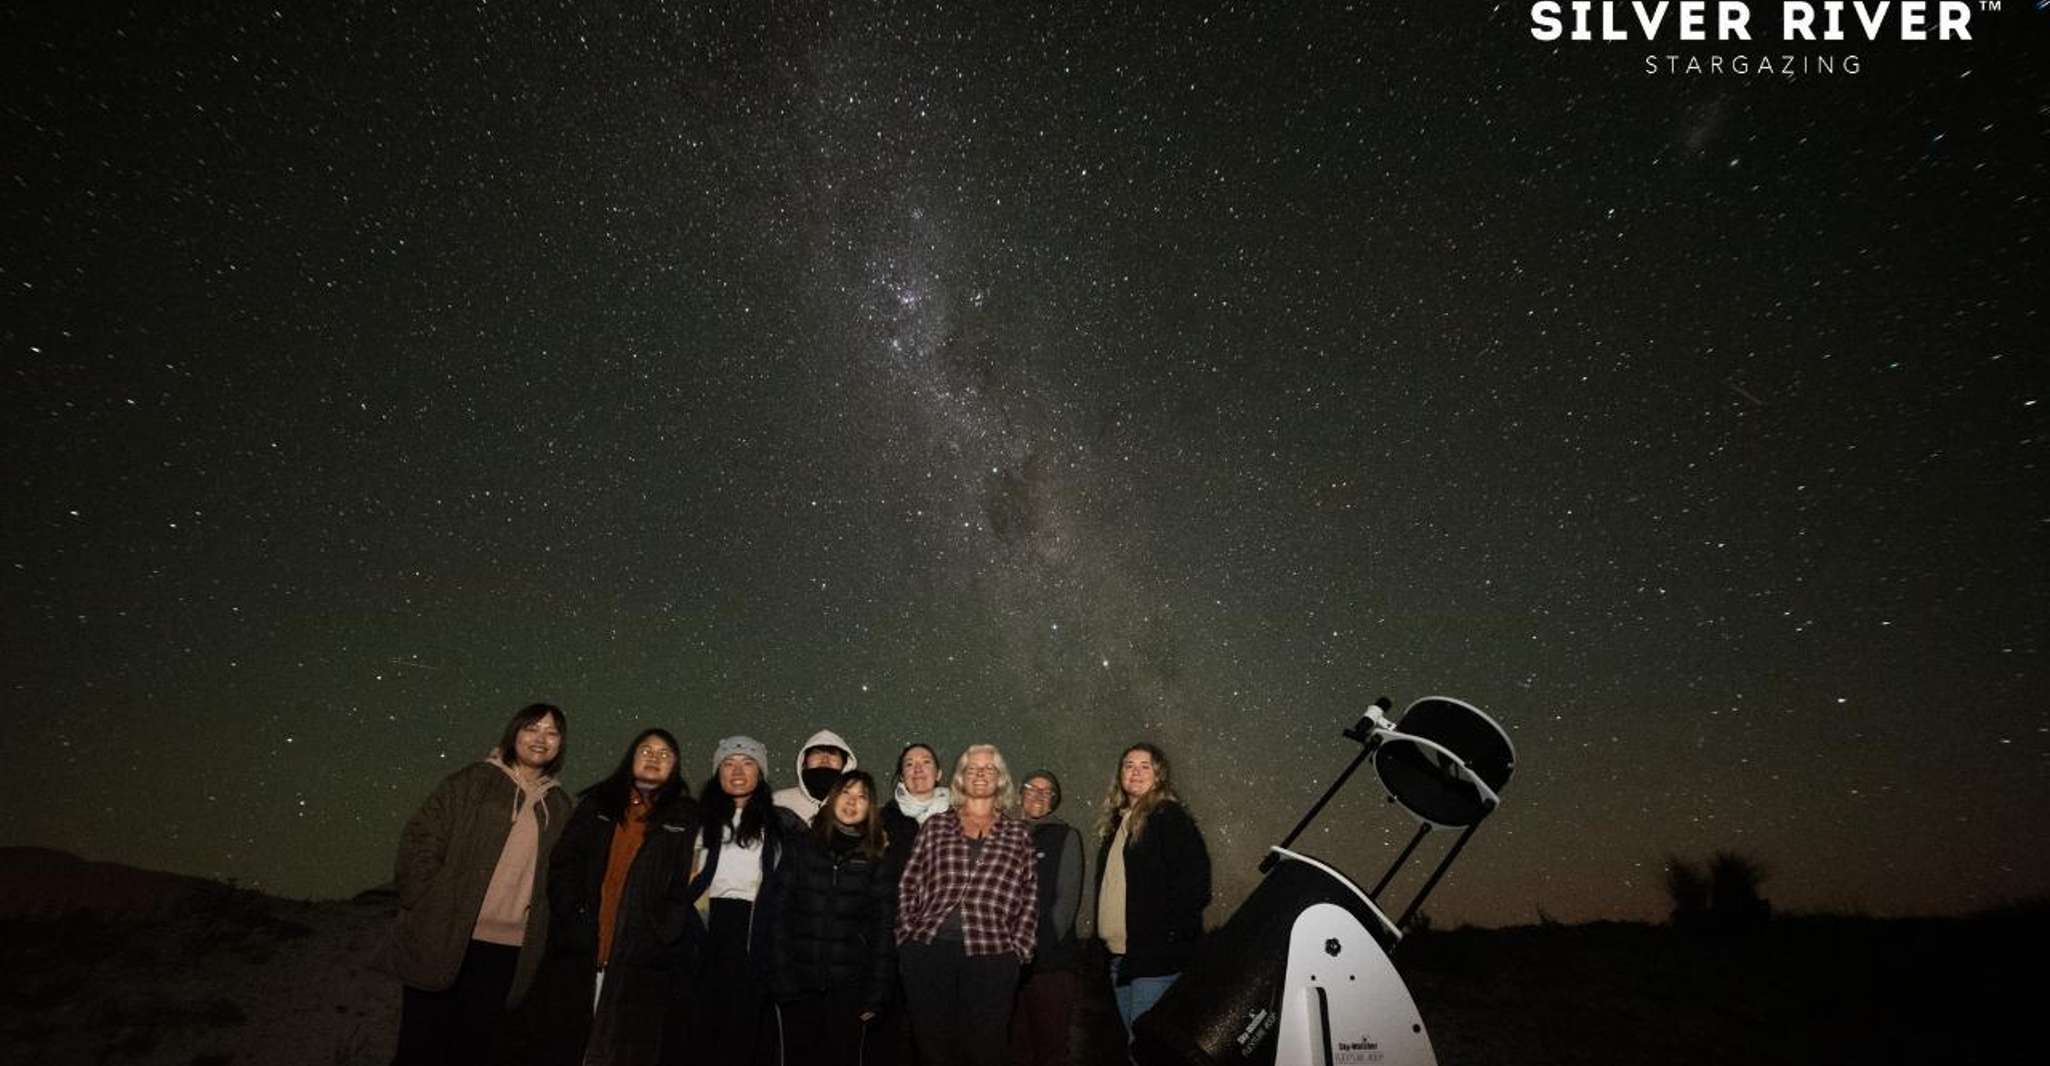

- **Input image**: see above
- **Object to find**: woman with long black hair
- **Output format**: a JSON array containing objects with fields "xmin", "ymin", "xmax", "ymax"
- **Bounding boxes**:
[
  {"xmin": 388, "ymin": 702, "xmax": 573, "ymax": 1066},
  {"xmin": 528, "ymin": 728, "xmax": 701, "ymax": 1066},
  {"xmin": 683, "ymin": 735, "xmax": 787, "ymax": 1065}
]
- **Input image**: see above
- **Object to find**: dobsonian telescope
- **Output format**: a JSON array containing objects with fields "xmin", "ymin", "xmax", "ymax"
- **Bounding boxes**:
[{"xmin": 1133, "ymin": 696, "xmax": 1517, "ymax": 1066}]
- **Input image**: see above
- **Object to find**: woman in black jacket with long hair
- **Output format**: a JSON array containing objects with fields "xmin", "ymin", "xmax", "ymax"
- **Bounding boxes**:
[
  {"xmin": 524, "ymin": 728, "xmax": 700, "ymax": 1066},
  {"xmin": 1093, "ymin": 742, "xmax": 1210, "ymax": 1050},
  {"xmin": 769, "ymin": 770, "xmax": 898, "ymax": 1066}
]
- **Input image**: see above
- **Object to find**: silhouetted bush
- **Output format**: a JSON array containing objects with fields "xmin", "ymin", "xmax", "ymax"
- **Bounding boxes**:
[
  {"xmin": 1707, "ymin": 851, "xmax": 1772, "ymax": 931},
  {"xmin": 1666, "ymin": 855, "xmax": 1710, "ymax": 929},
  {"xmin": 1666, "ymin": 850, "xmax": 1772, "ymax": 933}
]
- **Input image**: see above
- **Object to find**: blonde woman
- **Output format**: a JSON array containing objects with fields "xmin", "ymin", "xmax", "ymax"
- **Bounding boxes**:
[
  {"xmin": 894, "ymin": 744, "xmax": 1038, "ymax": 1066},
  {"xmin": 1094, "ymin": 743, "xmax": 1210, "ymax": 1047}
]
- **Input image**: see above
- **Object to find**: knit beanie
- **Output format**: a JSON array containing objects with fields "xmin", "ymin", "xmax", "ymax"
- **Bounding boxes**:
[
  {"xmin": 1025, "ymin": 768, "xmax": 1063, "ymax": 812},
  {"xmin": 711, "ymin": 735, "xmax": 769, "ymax": 776}
]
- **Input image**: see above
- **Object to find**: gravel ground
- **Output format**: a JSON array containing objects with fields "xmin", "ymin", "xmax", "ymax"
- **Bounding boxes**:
[{"xmin": 5, "ymin": 850, "xmax": 2033, "ymax": 1066}]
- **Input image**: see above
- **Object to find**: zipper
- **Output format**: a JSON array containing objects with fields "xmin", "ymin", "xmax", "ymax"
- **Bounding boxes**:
[{"xmin": 746, "ymin": 837, "xmax": 773, "ymax": 952}]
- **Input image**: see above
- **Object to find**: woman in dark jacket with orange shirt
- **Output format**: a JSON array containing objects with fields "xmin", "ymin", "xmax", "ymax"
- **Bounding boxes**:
[{"xmin": 526, "ymin": 728, "xmax": 702, "ymax": 1066}]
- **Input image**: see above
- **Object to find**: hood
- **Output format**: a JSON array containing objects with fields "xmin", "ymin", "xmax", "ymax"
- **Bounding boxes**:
[
  {"xmin": 793, "ymin": 728, "xmax": 857, "ymax": 778},
  {"xmin": 483, "ymin": 748, "xmax": 559, "ymax": 791},
  {"xmin": 794, "ymin": 728, "xmax": 858, "ymax": 800},
  {"xmin": 483, "ymin": 750, "xmax": 561, "ymax": 828}
]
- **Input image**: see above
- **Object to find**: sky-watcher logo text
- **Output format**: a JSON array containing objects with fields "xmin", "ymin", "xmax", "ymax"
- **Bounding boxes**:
[{"xmin": 1528, "ymin": 1, "xmax": 1988, "ymax": 76}]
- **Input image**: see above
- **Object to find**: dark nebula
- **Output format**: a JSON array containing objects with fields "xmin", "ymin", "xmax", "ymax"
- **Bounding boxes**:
[{"xmin": 3, "ymin": 3, "xmax": 2045, "ymax": 927}]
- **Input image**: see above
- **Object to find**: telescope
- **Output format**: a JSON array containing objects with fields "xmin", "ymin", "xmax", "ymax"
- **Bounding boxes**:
[{"xmin": 1133, "ymin": 695, "xmax": 1516, "ymax": 1066}]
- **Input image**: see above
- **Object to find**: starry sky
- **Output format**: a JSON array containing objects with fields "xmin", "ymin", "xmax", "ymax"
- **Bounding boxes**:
[{"xmin": 4, "ymin": 3, "xmax": 2045, "ymax": 928}]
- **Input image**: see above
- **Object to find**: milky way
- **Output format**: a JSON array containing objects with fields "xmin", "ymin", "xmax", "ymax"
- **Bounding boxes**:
[{"xmin": 4, "ymin": 4, "xmax": 2045, "ymax": 927}]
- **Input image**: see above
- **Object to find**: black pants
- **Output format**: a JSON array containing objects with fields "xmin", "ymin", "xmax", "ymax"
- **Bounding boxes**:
[
  {"xmin": 496, "ymin": 949, "xmax": 588, "ymax": 1066},
  {"xmin": 779, "ymin": 984, "xmax": 889, "ymax": 1066},
  {"xmin": 1008, "ymin": 966, "xmax": 1078, "ymax": 1066},
  {"xmin": 878, "ymin": 991, "xmax": 920, "ymax": 1066},
  {"xmin": 693, "ymin": 899, "xmax": 778, "ymax": 1066},
  {"xmin": 899, "ymin": 939, "xmax": 1020, "ymax": 1066},
  {"xmin": 394, "ymin": 939, "xmax": 520, "ymax": 1066}
]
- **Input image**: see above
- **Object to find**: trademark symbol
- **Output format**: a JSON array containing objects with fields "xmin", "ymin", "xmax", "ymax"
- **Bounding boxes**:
[{"xmin": 1980, "ymin": 0, "xmax": 1999, "ymax": 12}]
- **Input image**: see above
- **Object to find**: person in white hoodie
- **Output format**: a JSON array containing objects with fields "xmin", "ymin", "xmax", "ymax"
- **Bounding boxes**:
[{"xmin": 771, "ymin": 728, "xmax": 858, "ymax": 826}]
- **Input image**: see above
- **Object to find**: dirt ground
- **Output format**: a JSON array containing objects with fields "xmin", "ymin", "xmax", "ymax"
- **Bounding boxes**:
[{"xmin": 1, "ymin": 850, "xmax": 2036, "ymax": 1065}]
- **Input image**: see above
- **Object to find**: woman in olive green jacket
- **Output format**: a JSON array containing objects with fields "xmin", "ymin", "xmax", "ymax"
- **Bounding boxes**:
[{"xmin": 389, "ymin": 703, "xmax": 575, "ymax": 1066}]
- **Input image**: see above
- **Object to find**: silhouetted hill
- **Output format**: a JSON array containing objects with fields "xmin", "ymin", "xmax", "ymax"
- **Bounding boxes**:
[
  {"xmin": 0, "ymin": 850, "xmax": 396, "ymax": 1065},
  {"xmin": 0, "ymin": 847, "xmax": 226, "ymax": 919}
]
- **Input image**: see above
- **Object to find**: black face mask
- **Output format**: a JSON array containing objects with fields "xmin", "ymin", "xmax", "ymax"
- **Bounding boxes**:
[{"xmin": 802, "ymin": 765, "xmax": 843, "ymax": 801}]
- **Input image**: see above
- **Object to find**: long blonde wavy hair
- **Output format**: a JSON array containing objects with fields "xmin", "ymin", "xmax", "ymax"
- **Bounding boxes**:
[{"xmin": 1095, "ymin": 742, "xmax": 1181, "ymax": 844}]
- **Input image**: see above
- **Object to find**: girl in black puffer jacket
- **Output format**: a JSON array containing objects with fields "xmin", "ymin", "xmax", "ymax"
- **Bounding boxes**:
[{"xmin": 768, "ymin": 769, "xmax": 899, "ymax": 1066}]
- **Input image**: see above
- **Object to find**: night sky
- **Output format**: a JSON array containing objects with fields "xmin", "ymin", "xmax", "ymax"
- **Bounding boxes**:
[{"xmin": 5, "ymin": 3, "xmax": 2045, "ymax": 929}]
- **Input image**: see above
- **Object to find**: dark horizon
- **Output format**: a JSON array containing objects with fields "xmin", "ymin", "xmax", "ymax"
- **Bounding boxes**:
[{"xmin": 5, "ymin": 4, "xmax": 2046, "ymax": 930}]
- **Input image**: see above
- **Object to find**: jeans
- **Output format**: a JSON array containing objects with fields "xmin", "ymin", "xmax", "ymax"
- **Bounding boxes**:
[{"xmin": 1107, "ymin": 955, "xmax": 1178, "ymax": 1045}]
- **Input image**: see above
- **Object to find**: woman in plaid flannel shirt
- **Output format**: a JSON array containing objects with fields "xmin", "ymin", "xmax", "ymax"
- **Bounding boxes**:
[{"xmin": 893, "ymin": 743, "xmax": 1039, "ymax": 1066}]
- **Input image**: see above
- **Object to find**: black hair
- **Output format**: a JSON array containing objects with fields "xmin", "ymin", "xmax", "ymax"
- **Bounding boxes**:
[
  {"xmin": 497, "ymin": 703, "xmax": 568, "ymax": 777},
  {"xmin": 812, "ymin": 770, "xmax": 888, "ymax": 861},
  {"xmin": 895, "ymin": 741, "xmax": 941, "ymax": 781},
  {"xmin": 804, "ymin": 743, "xmax": 850, "ymax": 764},
  {"xmin": 698, "ymin": 762, "xmax": 776, "ymax": 849},
  {"xmin": 581, "ymin": 728, "xmax": 688, "ymax": 820}
]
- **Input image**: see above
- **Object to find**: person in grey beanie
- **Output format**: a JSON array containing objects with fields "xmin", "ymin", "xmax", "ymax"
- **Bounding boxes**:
[
  {"xmin": 684, "ymin": 735, "xmax": 788, "ymax": 1065},
  {"xmin": 1009, "ymin": 769, "xmax": 1086, "ymax": 1066}
]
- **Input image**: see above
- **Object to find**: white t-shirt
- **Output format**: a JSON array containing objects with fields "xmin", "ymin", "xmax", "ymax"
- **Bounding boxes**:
[{"xmin": 696, "ymin": 809, "xmax": 766, "ymax": 901}]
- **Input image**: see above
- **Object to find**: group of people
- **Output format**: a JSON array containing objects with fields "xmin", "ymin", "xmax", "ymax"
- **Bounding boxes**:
[{"xmin": 383, "ymin": 703, "xmax": 1213, "ymax": 1066}]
